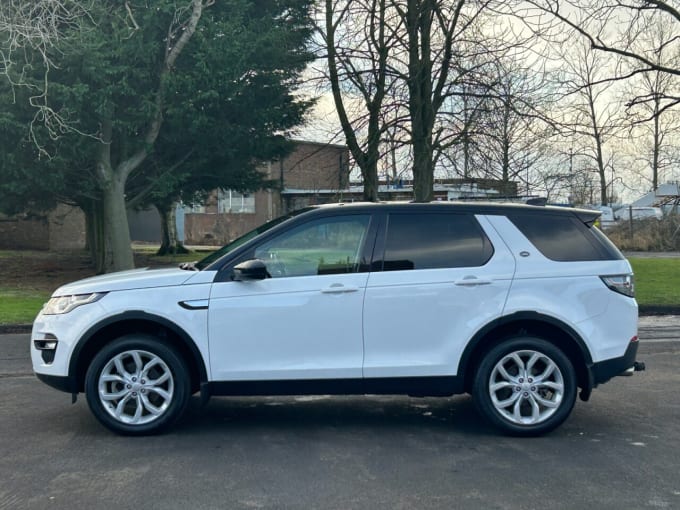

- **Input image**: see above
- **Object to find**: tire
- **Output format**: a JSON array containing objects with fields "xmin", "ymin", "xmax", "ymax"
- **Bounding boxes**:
[
  {"xmin": 84, "ymin": 334, "xmax": 190, "ymax": 435},
  {"xmin": 472, "ymin": 337, "xmax": 577, "ymax": 436}
]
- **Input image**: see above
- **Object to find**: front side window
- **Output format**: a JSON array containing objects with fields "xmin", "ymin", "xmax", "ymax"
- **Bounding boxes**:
[
  {"xmin": 383, "ymin": 213, "xmax": 493, "ymax": 270},
  {"xmin": 254, "ymin": 215, "xmax": 371, "ymax": 277}
]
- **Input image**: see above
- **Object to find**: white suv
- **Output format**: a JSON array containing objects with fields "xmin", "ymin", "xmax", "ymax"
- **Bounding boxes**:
[{"xmin": 31, "ymin": 202, "xmax": 642, "ymax": 436}]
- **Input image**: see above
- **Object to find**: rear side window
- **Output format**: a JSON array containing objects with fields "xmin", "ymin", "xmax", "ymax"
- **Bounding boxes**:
[
  {"xmin": 509, "ymin": 213, "xmax": 623, "ymax": 261},
  {"xmin": 382, "ymin": 213, "xmax": 493, "ymax": 270}
]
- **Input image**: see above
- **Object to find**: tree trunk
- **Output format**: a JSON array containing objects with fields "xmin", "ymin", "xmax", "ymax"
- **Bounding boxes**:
[
  {"xmin": 101, "ymin": 176, "xmax": 134, "ymax": 272},
  {"xmin": 595, "ymin": 138, "xmax": 607, "ymax": 205},
  {"xmin": 652, "ymin": 96, "xmax": 661, "ymax": 191},
  {"xmin": 502, "ymin": 100, "xmax": 511, "ymax": 183},
  {"xmin": 324, "ymin": 0, "xmax": 382, "ymax": 203},
  {"xmin": 412, "ymin": 132, "xmax": 434, "ymax": 202},
  {"xmin": 156, "ymin": 202, "xmax": 188, "ymax": 255},
  {"xmin": 586, "ymin": 83, "xmax": 608, "ymax": 205},
  {"xmin": 81, "ymin": 199, "xmax": 106, "ymax": 273},
  {"xmin": 362, "ymin": 162, "xmax": 379, "ymax": 201},
  {"xmin": 406, "ymin": 0, "xmax": 435, "ymax": 203}
]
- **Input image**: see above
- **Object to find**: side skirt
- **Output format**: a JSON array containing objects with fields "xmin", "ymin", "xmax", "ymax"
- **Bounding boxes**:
[{"xmin": 207, "ymin": 376, "xmax": 464, "ymax": 398}]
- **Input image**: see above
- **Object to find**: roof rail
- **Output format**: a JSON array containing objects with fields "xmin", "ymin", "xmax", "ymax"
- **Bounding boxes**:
[{"xmin": 526, "ymin": 197, "xmax": 547, "ymax": 206}]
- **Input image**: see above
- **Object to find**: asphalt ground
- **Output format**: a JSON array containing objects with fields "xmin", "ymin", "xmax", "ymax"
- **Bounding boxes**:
[{"xmin": 1, "ymin": 325, "xmax": 679, "ymax": 510}]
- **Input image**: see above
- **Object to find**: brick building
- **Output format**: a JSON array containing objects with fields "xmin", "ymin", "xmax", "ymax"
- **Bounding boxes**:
[
  {"xmin": 180, "ymin": 141, "xmax": 350, "ymax": 245},
  {"xmin": 0, "ymin": 204, "xmax": 85, "ymax": 251}
]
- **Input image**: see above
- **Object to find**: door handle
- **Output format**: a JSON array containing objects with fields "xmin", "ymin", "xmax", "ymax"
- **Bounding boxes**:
[
  {"xmin": 454, "ymin": 276, "xmax": 492, "ymax": 287},
  {"xmin": 321, "ymin": 283, "xmax": 359, "ymax": 294}
]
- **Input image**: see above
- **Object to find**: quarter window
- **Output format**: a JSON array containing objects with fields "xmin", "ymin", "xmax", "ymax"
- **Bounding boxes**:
[
  {"xmin": 508, "ymin": 214, "xmax": 618, "ymax": 261},
  {"xmin": 383, "ymin": 213, "xmax": 493, "ymax": 270}
]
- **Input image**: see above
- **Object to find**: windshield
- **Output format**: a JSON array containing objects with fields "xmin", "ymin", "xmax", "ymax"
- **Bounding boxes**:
[{"xmin": 194, "ymin": 208, "xmax": 314, "ymax": 270}]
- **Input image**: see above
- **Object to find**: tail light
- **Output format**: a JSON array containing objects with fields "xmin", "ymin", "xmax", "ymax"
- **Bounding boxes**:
[{"xmin": 600, "ymin": 274, "xmax": 635, "ymax": 297}]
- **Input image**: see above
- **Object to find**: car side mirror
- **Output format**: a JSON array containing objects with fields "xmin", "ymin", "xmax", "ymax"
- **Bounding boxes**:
[{"xmin": 233, "ymin": 259, "xmax": 270, "ymax": 281}]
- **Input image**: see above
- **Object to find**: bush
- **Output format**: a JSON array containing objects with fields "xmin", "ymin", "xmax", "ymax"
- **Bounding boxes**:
[{"xmin": 605, "ymin": 214, "xmax": 680, "ymax": 251}]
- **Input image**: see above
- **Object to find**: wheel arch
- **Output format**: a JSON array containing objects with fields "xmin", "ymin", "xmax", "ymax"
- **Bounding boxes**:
[
  {"xmin": 69, "ymin": 311, "xmax": 207, "ymax": 394},
  {"xmin": 459, "ymin": 312, "xmax": 593, "ymax": 397}
]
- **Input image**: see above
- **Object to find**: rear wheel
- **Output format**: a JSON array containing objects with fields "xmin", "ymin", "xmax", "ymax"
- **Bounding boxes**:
[
  {"xmin": 473, "ymin": 337, "xmax": 577, "ymax": 436},
  {"xmin": 85, "ymin": 334, "xmax": 190, "ymax": 435}
]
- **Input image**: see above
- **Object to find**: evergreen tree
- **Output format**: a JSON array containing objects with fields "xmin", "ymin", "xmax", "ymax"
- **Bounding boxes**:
[{"xmin": 0, "ymin": 0, "xmax": 314, "ymax": 271}]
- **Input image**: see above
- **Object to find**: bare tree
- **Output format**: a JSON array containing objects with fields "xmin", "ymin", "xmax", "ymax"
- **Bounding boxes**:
[
  {"xmin": 390, "ymin": 2, "xmax": 543, "ymax": 199},
  {"xmin": 318, "ymin": 0, "xmax": 510, "ymax": 201},
  {"xmin": 386, "ymin": 0, "xmax": 466, "ymax": 201},
  {"xmin": 569, "ymin": 161, "xmax": 597, "ymax": 206},
  {"xmin": 317, "ymin": 0, "xmax": 562, "ymax": 201},
  {"xmin": 318, "ymin": 0, "xmax": 402, "ymax": 200},
  {"xmin": 453, "ymin": 82, "xmax": 488, "ymax": 179},
  {"xmin": 556, "ymin": 39, "xmax": 625, "ymax": 205},
  {"xmin": 524, "ymin": 1, "xmax": 680, "ymax": 103},
  {"xmin": 437, "ymin": 80, "xmax": 490, "ymax": 180},
  {"xmin": 0, "ymin": 0, "xmax": 95, "ymax": 141},
  {"xmin": 497, "ymin": 0, "xmax": 680, "ymax": 202},
  {"xmin": 474, "ymin": 54, "xmax": 556, "ymax": 193},
  {"xmin": 627, "ymin": 72, "xmax": 680, "ymax": 191},
  {"xmin": 624, "ymin": 16, "xmax": 680, "ymax": 191}
]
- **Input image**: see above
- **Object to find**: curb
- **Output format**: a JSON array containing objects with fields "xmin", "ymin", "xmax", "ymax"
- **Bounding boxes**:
[
  {"xmin": 638, "ymin": 306, "xmax": 680, "ymax": 316},
  {"xmin": 0, "ymin": 324, "xmax": 32, "ymax": 334}
]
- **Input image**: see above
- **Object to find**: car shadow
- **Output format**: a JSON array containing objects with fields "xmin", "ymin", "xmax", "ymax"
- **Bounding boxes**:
[{"xmin": 174, "ymin": 394, "xmax": 499, "ymax": 437}]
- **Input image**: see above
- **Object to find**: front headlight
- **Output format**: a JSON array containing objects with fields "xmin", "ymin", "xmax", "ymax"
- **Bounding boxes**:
[{"xmin": 42, "ymin": 292, "xmax": 107, "ymax": 315}]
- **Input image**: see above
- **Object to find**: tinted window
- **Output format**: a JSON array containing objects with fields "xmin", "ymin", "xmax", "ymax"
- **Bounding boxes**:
[
  {"xmin": 254, "ymin": 215, "xmax": 371, "ymax": 277},
  {"xmin": 382, "ymin": 213, "xmax": 493, "ymax": 270},
  {"xmin": 509, "ymin": 213, "xmax": 622, "ymax": 261}
]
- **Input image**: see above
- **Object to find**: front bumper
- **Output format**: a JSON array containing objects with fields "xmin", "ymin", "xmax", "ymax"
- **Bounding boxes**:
[{"xmin": 36, "ymin": 373, "xmax": 78, "ymax": 394}]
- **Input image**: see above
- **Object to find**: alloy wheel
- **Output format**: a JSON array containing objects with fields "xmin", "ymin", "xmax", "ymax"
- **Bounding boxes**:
[
  {"xmin": 97, "ymin": 349, "xmax": 175, "ymax": 425},
  {"xmin": 488, "ymin": 349, "xmax": 565, "ymax": 426}
]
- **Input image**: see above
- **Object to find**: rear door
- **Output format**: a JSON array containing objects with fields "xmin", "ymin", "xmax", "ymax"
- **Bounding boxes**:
[{"xmin": 362, "ymin": 212, "xmax": 515, "ymax": 378}]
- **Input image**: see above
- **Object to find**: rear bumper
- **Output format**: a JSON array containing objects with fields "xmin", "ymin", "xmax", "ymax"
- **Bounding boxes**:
[{"xmin": 591, "ymin": 340, "xmax": 641, "ymax": 386}]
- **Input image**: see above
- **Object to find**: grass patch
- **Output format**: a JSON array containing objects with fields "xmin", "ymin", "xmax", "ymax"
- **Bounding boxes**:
[
  {"xmin": 132, "ymin": 246, "xmax": 212, "ymax": 266},
  {"xmin": 629, "ymin": 258, "xmax": 680, "ymax": 306},
  {"xmin": 0, "ymin": 247, "xmax": 212, "ymax": 325},
  {"xmin": 0, "ymin": 289, "xmax": 50, "ymax": 325}
]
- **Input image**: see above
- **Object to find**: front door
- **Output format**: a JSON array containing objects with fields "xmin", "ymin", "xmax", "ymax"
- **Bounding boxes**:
[{"xmin": 208, "ymin": 214, "xmax": 373, "ymax": 381}]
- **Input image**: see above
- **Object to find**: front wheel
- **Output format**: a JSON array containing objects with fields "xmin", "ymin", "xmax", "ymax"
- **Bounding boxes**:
[
  {"xmin": 84, "ymin": 334, "xmax": 190, "ymax": 435},
  {"xmin": 472, "ymin": 337, "xmax": 577, "ymax": 436}
]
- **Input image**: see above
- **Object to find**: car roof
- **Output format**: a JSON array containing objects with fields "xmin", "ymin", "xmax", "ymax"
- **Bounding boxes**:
[
  {"xmin": 202, "ymin": 200, "xmax": 601, "ymax": 272},
  {"xmin": 306, "ymin": 201, "xmax": 600, "ymax": 223}
]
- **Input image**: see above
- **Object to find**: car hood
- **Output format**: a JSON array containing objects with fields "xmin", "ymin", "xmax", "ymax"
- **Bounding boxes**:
[{"xmin": 52, "ymin": 268, "xmax": 198, "ymax": 296}]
